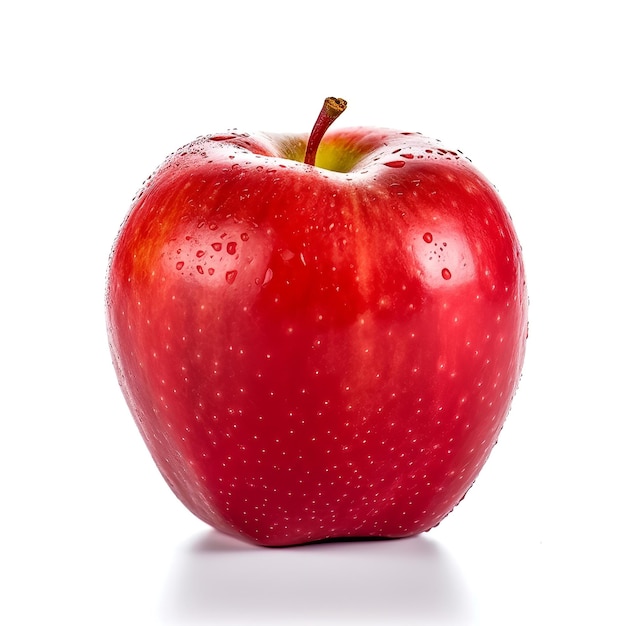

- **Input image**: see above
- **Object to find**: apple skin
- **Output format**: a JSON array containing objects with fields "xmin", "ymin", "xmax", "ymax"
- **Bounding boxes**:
[{"xmin": 106, "ymin": 126, "xmax": 527, "ymax": 546}]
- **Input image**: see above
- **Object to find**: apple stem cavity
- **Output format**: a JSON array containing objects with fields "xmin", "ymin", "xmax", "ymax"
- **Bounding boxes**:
[{"xmin": 304, "ymin": 97, "xmax": 348, "ymax": 167}]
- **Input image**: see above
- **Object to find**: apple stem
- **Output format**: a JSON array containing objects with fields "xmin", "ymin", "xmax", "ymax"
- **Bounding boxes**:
[{"xmin": 304, "ymin": 97, "xmax": 348, "ymax": 166}]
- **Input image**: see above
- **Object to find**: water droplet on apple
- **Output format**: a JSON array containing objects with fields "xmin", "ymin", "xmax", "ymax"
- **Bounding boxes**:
[
  {"xmin": 176, "ymin": 261, "xmax": 185, "ymax": 270},
  {"xmin": 209, "ymin": 134, "xmax": 237, "ymax": 141},
  {"xmin": 212, "ymin": 242, "xmax": 222, "ymax": 251},
  {"xmin": 225, "ymin": 270, "xmax": 238, "ymax": 284},
  {"xmin": 196, "ymin": 250, "xmax": 205, "ymax": 258},
  {"xmin": 209, "ymin": 223, "xmax": 218, "ymax": 231},
  {"xmin": 208, "ymin": 267, "xmax": 215, "ymax": 276},
  {"xmin": 383, "ymin": 160, "xmax": 406, "ymax": 168},
  {"xmin": 400, "ymin": 153, "xmax": 414, "ymax": 159},
  {"xmin": 227, "ymin": 242, "xmax": 237, "ymax": 255},
  {"xmin": 262, "ymin": 268, "xmax": 273, "ymax": 286},
  {"xmin": 280, "ymin": 249, "xmax": 295, "ymax": 261},
  {"xmin": 197, "ymin": 265, "xmax": 204, "ymax": 275},
  {"xmin": 240, "ymin": 232, "xmax": 250, "ymax": 241},
  {"xmin": 423, "ymin": 232, "xmax": 433, "ymax": 243},
  {"xmin": 442, "ymin": 268, "xmax": 452, "ymax": 280}
]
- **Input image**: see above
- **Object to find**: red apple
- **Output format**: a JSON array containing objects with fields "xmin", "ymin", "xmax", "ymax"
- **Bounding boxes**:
[{"xmin": 106, "ymin": 98, "xmax": 527, "ymax": 546}]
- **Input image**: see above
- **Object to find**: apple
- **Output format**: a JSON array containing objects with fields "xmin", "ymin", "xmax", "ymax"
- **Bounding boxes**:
[{"xmin": 106, "ymin": 97, "xmax": 527, "ymax": 547}]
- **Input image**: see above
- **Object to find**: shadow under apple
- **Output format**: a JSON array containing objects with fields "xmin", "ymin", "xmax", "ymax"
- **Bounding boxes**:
[{"xmin": 160, "ymin": 529, "xmax": 474, "ymax": 624}]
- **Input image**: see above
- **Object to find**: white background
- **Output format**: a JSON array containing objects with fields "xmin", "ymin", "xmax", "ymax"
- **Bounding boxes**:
[{"xmin": 2, "ymin": 1, "xmax": 624, "ymax": 624}]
